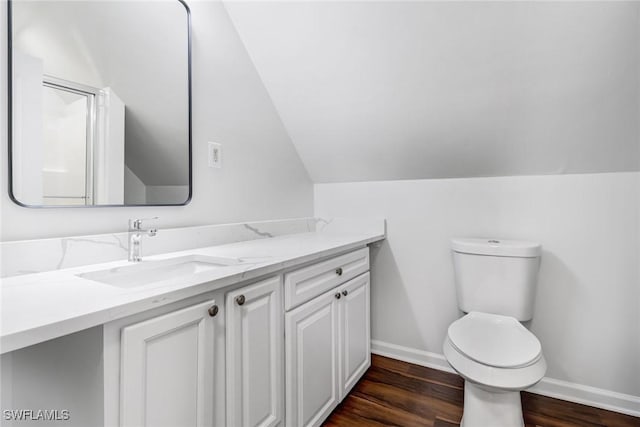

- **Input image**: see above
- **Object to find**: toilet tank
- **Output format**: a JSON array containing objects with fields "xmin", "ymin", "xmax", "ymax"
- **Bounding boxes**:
[{"xmin": 451, "ymin": 238, "xmax": 542, "ymax": 321}]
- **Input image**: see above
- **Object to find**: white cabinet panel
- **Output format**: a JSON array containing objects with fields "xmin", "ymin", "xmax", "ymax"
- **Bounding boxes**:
[
  {"xmin": 120, "ymin": 299, "xmax": 218, "ymax": 427},
  {"xmin": 284, "ymin": 247, "xmax": 369, "ymax": 310},
  {"xmin": 226, "ymin": 276, "xmax": 283, "ymax": 427},
  {"xmin": 340, "ymin": 273, "xmax": 371, "ymax": 399},
  {"xmin": 285, "ymin": 270, "xmax": 371, "ymax": 427},
  {"xmin": 285, "ymin": 290, "xmax": 340, "ymax": 427}
]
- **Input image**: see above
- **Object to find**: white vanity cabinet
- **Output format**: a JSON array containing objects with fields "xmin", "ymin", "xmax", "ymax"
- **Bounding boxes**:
[
  {"xmin": 8, "ymin": 248, "xmax": 373, "ymax": 427},
  {"xmin": 284, "ymin": 248, "xmax": 371, "ymax": 427},
  {"xmin": 103, "ymin": 290, "xmax": 228, "ymax": 427},
  {"xmin": 105, "ymin": 275, "xmax": 286, "ymax": 427},
  {"xmin": 284, "ymin": 286, "xmax": 341, "ymax": 427},
  {"xmin": 119, "ymin": 299, "xmax": 219, "ymax": 427},
  {"xmin": 338, "ymin": 273, "xmax": 371, "ymax": 398},
  {"xmin": 225, "ymin": 276, "xmax": 284, "ymax": 427}
]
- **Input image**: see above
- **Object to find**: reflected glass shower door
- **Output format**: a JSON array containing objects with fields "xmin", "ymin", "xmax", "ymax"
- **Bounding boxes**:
[{"xmin": 42, "ymin": 82, "xmax": 95, "ymax": 205}]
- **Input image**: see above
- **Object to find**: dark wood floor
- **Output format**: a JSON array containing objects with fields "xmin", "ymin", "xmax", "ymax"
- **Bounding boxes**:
[{"xmin": 323, "ymin": 355, "xmax": 640, "ymax": 427}]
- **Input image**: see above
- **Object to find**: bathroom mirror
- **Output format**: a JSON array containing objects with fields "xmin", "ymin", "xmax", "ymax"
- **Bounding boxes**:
[{"xmin": 7, "ymin": 0, "xmax": 191, "ymax": 207}]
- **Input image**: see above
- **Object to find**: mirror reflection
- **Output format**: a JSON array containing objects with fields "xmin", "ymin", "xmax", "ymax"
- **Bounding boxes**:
[{"xmin": 9, "ymin": 0, "xmax": 191, "ymax": 207}]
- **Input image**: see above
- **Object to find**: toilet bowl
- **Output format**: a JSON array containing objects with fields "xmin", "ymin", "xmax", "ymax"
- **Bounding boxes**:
[{"xmin": 443, "ymin": 312, "xmax": 546, "ymax": 427}]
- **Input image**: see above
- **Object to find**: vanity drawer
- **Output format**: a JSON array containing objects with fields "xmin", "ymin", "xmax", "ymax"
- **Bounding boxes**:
[{"xmin": 284, "ymin": 247, "xmax": 369, "ymax": 311}]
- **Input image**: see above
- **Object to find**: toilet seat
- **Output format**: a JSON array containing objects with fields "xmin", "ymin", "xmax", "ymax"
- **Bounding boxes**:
[
  {"xmin": 447, "ymin": 312, "xmax": 542, "ymax": 368},
  {"xmin": 443, "ymin": 312, "xmax": 546, "ymax": 391},
  {"xmin": 443, "ymin": 337, "xmax": 546, "ymax": 391}
]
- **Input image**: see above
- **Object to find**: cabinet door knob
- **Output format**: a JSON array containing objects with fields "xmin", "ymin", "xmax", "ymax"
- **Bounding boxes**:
[
  {"xmin": 335, "ymin": 293, "xmax": 341, "ymax": 299},
  {"xmin": 208, "ymin": 305, "xmax": 219, "ymax": 317},
  {"xmin": 335, "ymin": 267, "xmax": 343, "ymax": 276},
  {"xmin": 236, "ymin": 295, "xmax": 246, "ymax": 306},
  {"xmin": 342, "ymin": 290, "xmax": 348, "ymax": 297}
]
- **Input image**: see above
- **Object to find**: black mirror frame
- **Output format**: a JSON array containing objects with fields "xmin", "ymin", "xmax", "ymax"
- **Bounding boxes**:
[{"xmin": 6, "ymin": 0, "xmax": 193, "ymax": 208}]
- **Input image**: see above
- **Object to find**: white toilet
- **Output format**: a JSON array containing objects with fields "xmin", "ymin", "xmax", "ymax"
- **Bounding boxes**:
[{"xmin": 443, "ymin": 238, "xmax": 546, "ymax": 427}]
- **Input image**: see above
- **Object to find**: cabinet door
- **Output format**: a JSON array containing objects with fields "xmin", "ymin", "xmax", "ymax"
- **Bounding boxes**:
[
  {"xmin": 226, "ymin": 276, "xmax": 283, "ymax": 427},
  {"xmin": 339, "ymin": 273, "xmax": 371, "ymax": 399},
  {"xmin": 120, "ymin": 299, "xmax": 219, "ymax": 427},
  {"xmin": 285, "ymin": 290, "xmax": 340, "ymax": 427}
]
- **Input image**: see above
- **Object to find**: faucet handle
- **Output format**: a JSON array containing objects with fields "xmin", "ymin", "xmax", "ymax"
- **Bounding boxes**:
[{"xmin": 129, "ymin": 217, "xmax": 159, "ymax": 231}]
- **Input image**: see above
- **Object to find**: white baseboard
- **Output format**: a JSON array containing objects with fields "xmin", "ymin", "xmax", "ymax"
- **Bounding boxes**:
[
  {"xmin": 371, "ymin": 339, "xmax": 455, "ymax": 374},
  {"xmin": 528, "ymin": 377, "xmax": 640, "ymax": 418},
  {"xmin": 371, "ymin": 340, "xmax": 640, "ymax": 418}
]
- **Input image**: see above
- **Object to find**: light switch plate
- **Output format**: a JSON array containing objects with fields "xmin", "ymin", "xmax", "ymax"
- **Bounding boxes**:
[{"xmin": 208, "ymin": 142, "xmax": 222, "ymax": 168}]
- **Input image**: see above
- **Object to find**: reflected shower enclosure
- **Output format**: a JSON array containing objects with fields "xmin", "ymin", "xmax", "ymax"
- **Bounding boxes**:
[{"xmin": 42, "ymin": 81, "xmax": 93, "ymax": 205}]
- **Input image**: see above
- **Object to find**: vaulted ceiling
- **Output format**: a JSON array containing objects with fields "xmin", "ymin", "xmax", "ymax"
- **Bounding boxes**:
[{"xmin": 225, "ymin": 1, "xmax": 640, "ymax": 183}]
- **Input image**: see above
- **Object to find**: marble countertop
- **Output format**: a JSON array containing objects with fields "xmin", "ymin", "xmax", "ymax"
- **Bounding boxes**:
[{"xmin": 1, "ymin": 229, "xmax": 384, "ymax": 354}]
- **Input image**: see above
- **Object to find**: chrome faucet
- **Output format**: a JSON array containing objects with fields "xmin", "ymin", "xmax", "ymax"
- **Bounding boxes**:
[{"xmin": 128, "ymin": 217, "xmax": 158, "ymax": 262}]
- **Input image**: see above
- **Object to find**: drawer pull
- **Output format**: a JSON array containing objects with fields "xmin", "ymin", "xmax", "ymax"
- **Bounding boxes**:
[
  {"xmin": 335, "ymin": 267, "xmax": 343, "ymax": 276},
  {"xmin": 236, "ymin": 295, "xmax": 246, "ymax": 306},
  {"xmin": 208, "ymin": 305, "xmax": 219, "ymax": 317},
  {"xmin": 342, "ymin": 290, "xmax": 348, "ymax": 297},
  {"xmin": 335, "ymin": 293, "xmax": 341, "ymax": 300}
]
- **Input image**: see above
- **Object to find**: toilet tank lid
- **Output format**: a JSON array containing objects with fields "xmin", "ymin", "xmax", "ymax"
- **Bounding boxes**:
[{"xmin": 451, "ymin": 238, "xmax": 541, "ymax": 258}]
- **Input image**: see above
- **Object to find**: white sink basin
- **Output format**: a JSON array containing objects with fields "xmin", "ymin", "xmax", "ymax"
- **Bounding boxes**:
[{"xmin": 78, "ymin": 255, "xmax": 242, "ymax": 288}]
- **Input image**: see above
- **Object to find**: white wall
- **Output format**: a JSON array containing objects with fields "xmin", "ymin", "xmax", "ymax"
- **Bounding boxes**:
[
  {"xmin": 0, "ymin": 328, "xmax": 104, "ymax": 427},
  {"xmin": 94, "ymin": 88, "xmax": 125, "ymax": 205},
  {"xmin": 10, "ymin": 51, "xmax": 43, "ymax": 206},
  {"xmin": 123, "ymin": 166, "xmax": 146, "ymax": 205},
  {"xmin": 145, "ymin": 185, "xmax": 189, "ymax": 205},
  {"xmin": 315, "ymin": 172, "xmax": 640, "ymax": 399},
  {"xmin": 227, "ymin": 1, "xmax": 640, "ymax": 182},
  {"xmin": 0, "ymin": 1, "xmax": 313, "ymax": 241}
]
